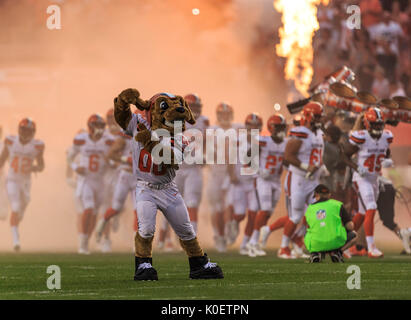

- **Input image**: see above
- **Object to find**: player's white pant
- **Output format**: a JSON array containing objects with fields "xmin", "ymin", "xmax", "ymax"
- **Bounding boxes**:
[
  {"xmin": 102, "ymin": 168, "xmax": 120, "ymax": 211},
  {"xmin": 111, "ymin": 170, "xmax": 137, "ymax": 211},
  {"xmin": 135, "ymin": 181, "xmax": 196, "ymax": 241},
  {"xmin": 207, "ymin": 167, "xmax": 228, "ymax": 213},
  {"xmin": 229, "ymin": 183, "xmax": 259, "ymax": 215},
  {"xmin": 256, "ymin": 178, "xmax": 281, "ymax": 213},
  {"xmin": 353, "ymin": 176, "xmax": 379, "ymax": 214},
  {"xmin": 75, "ymin": 177, "xmax": 105, "ymax": 214},
  {"xmin": 288, "ymin": 172, "xmax": 318, "ymax": 224},
  {"xmin": 6, "ymin": 178, "xmax": 31, "ymax": 217},
  {"xmin": 175, "ymin": 167, "xmax": 203, "ymax": 208}
]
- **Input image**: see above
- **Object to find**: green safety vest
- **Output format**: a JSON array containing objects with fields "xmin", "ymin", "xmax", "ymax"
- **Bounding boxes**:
[{"xmin": 304, "ymin": 199, "xmax": 347, "ymax": 253}]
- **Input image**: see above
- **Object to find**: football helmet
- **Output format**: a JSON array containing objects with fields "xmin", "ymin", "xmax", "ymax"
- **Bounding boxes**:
[
  {"xmin": 245, "ymin": 113, "xmax": 263, "ymax": 131},
  {"xmin": 363, "ymin": 107, "xmax": 385, "ymax": 138},
  {"xmin": 301, "ymin": 101, "xmax": 324, "ymax": 129},
  {"xmin": 216, "ymin": 102, "xmax": 234, "ymax": 127},
  {"xmin": 18, "ymin": 118, "xmax": 36, "ymax": 143},
  {"xmin": 87, "ymin": 114, "xmax": 106, "ymax": 139},
  {"xmin": 184, "ymin": 93, "xmax": 202, "ymax": 120},
  {"xmin": 267, "ymin": 113, "xmax": 286, "ymax": 139}
]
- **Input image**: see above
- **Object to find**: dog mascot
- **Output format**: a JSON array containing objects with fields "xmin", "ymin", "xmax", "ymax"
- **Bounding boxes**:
[{"xmin": 113, "ymin": 88, "xmax": 224, "ymax": 280}]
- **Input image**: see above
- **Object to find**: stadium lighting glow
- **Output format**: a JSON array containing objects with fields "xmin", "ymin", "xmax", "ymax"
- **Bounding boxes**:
[{"xmin": 192, "ymin": 8, "xmax": 200, "ymax": 15}]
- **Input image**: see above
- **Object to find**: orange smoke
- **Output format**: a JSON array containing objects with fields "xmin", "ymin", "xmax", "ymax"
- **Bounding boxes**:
[{"xmin": 274, "ymin": 0, "xmax": 329, "ymax": 97}]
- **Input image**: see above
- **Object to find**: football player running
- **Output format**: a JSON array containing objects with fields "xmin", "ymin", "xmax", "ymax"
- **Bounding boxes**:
[
  {"xmin": 161, "ymin": 94, "xmax": 209, "ymax": 240},
  {"xmin": 95, "ymin": 124, "xmax": 138, "ymax": 244},
  {"xmin": 206, "ymin": 102, "xmax": 236, "ymax": 252},
  {"xmin": 245, "ymin": 113, "xmax": 288, "ymax": 257},
  {"xmin": 67, "ymin": 114, "xmax": 114, "ymax": 254},
  {"xmin": 342, "ymin": 107, "xmax": 394, "ymax": 258},
  {"xmin": 97, "ymin": 108, "xmax": 123, "ymax": 252},
  {"xmin": 0, "ymin": 118, "xmax": 45, "ymax": 251},
  {"xmin": 227, "ymin": 113, "xmax": 261, "ymax": 255},
  {"xmin": 277, "ymin": 102, "xmax": 326, "ymax": 259}
]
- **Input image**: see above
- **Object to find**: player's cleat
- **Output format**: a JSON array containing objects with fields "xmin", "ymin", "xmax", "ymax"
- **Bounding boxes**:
[
  {"xmin": 13, "ymin": 244, "xmax": 20, "ymax": 252},
  {"xmin": 239, "ymin": 246, "xmax": 248, "ymax": 255},
  {"xmin": 78, "ymin": 247, "xmax": 90, "ymax": 255},
  {"xmin": 134, "ymin": 257, "xmax": 158, "ymax": 281},
  {"xmin": 309, "ymin": 252, "xmax": 323, "ymax": 263},
  {"xmin": 260, "ymin": 225, "xmax": 271, "ymax": 249},
  {"xmin": 188, "ymin": 253, "xmax": 224, "ymax": 279},
  {"xmin": 246, "ymin": 242, "xmax": 266, "ymax": 257},
  {"xmin": 100, "ymin": 238, "xmax": 112, "ymax": 253},
  {"xmin": 343, "ymin": 249, "xmax": 352, "ymax": 259},
  {"xmin": 291, "ymin": 243, "xmax": 309, "ymax": 259},
  {"xmin": 215, "ymin": 236, "xmax": 227, "ymax": 253},
  {"xmin": 368, "ymin": 246, "xmax": 384, "ymax": 258},
  {"xmin": 400, "ymin": 229, "xmax": 411, "ymax": 254},
  {"xmin": 277, "ymin": 247, "xmax": 296, "ymax": 259},
  {"xmin": 246, "ymin": 242, "xmax": 256, "ymax": 257},
  {"xmin": 157, "ymin": 241, "xmax": 165, "ymax": 250},
  {"xmin": 350, "ymin": 246, "xmax": 367, "ymax": 256},
  {"xmin": 330, "ymin": 250, "xmax": 344, "ymax": 263},
  {"xmin": 95, "ymin": 218, "xmax": 107, "ymax": 243}
]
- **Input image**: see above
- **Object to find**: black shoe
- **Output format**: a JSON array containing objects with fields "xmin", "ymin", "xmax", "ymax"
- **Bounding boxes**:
[
  {"xmin": 189, "ymin": 253, "xmax": 224, "ymax": 279},
  {"xmin": 134, "ymin": 257, "xmax": 158, "ymax": 281},
  {"xmin": 330, "ymin": 250, "xmax": 344, "ymax": 263},
  {"xmin": 309, "ymin": 252, "xmax": 322, "ymax": 263}
]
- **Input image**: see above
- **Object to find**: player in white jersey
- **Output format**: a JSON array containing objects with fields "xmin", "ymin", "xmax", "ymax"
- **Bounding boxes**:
[
  {"xmin": 343, "ymin": 107, "xmax": 394, "ymax": 258},
  {"xmin": 245, "ymin": 113, "xmax": 287, "ymax": 257},
  {"xmin": 113, "ymin": 88, "xmax": 223, "ymax": 280},
  {"xmin": 224, "ymin": 113, "xmax": 262, "ymax": 255},
  {"xmin": 96, "ymin": 108, "xmax": 124, "ymax": 252},
  {"xmin": 95, "ymin": 129, "xmax": 138, "ymax": 243},
  {"xmin": 278, "ymin": 102, "xmax": 326, "ymax": 259},
  {"xmin": 158, "ymin": 94, "xmax": 209, "ymax": 250},
  {"xmin": 0, "ymin": 118, "xmax": 45, "ymax": 251},
  {"xmin": 206, "ymin": 102, "xmax": 234, "ymax": 252},
  {"xmin": 67, "ymin": 114, "xmax": 114, "ymax": 254}
]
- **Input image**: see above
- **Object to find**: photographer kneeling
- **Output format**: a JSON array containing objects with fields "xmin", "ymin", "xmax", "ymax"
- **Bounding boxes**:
[{"xmin": 304, "ymin": 184, "xmax": 357, "ymax": 263}]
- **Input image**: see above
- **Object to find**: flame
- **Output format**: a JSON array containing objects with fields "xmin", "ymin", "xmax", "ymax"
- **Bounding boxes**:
[{"xmin": 274, "ymin": 0, "xmax": 329, "ymax": 97}]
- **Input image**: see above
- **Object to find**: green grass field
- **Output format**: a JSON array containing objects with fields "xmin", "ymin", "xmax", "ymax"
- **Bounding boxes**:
[{"xmin": 0, "ymin": 251, "xmax": 410, "ymax": 300}]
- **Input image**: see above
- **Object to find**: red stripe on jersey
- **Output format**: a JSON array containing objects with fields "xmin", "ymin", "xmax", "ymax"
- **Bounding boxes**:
[
  {"xmin": 290, "ymin": 132, "xmax": 308, "ymax": 138},
  {"xmin": 387, "ymin": 137, "xmax": 393, "ymax": 143},
  {"xmin": 118, "ymin": 132, "xmax": 132, "ymax": 139},
  {"xmin": 73, "ymin": 139, "xmax": 85, "ymax": 146},
  {"xmin": 35, "ymin": 144, "xmax": 44, "ymax": 151},
  {"xmin": 105, "ymin": 140, "xmax": 114, "ymax": 146},
  {"xmin": 5, "ymin": 138, "xmax": 13, "ymax": 146},
  {"xmin": 259, "ymin": 141, "xmax": 267, "ymax": 147},
  {"xmin": 349, "ymin": 136, "xmax": 365, "ymax": 144}
]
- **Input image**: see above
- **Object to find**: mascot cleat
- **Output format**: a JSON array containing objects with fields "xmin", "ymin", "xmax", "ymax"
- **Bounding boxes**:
[
  {"xmin": 189, "ymin": 253, "xmax": 224, "ymax": 279},
  {"xmin": 134, "ymin": 257, "xmax": 158, "ymax": 281}
]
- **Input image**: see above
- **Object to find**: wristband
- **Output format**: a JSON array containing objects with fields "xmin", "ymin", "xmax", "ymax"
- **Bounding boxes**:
[{"xmin": 299, "ymin": 163, "xmax": 309, "ymax": 171}]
